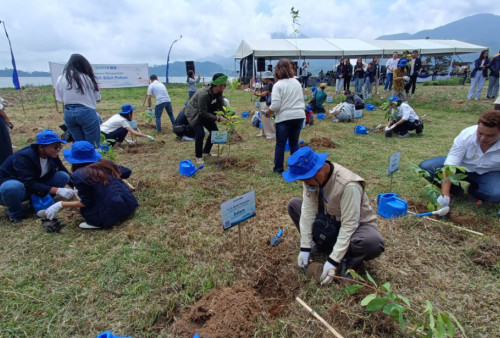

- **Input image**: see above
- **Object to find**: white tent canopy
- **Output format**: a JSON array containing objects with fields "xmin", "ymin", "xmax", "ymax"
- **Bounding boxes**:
[{"xmin": 234, "ymin": 38, "xmax": 486, "ymax": 60}]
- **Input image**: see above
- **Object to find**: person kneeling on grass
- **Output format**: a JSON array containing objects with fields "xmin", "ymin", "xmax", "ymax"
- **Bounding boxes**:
[
  {"xmin": 41, "ymin": 141, "xmax": 139, "ymax": 229},
  {"xmin": 0, "ymin": 129, "xmax": 74, "ymax": 223},
  {"xmin": 100, "ymin": 104, "xmax": 155, "ymax": 150},
  {"xmin": 384, "ymin": 95, "xmax": 423, "ymax": 138},
  {"xmin": 283, "ymin": 147, "xmax": 385, "ymax": 284}
]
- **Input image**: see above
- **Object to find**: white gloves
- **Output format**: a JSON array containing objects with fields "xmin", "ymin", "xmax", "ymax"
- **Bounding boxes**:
[
  {"xmin": 320, "ymin": 261, "xmax": 338, "ymax": 285},
  {"xmin": 385, "ymin": 125, "xmax": 395, "ymax": 131},
  {"xmin": 403, "ymin": 76, "xmax": 410, "ymax": 81},
  {"xmin": 56, "ymin": 188, "xmax": 75, "ymax": 199},
  {"xmin": 45, "ymin": 201, "xmax": 63, "ymax": 220},
  {"xmin": 437, "ymin": 195, "xmax": 450, "ymax": 207},
  {"xmin": 297, "ymin": 251, "xmax": 310, "ymax": 268},
  {"xmin": 146, "ymin": 135, "xmax": 155, "ymax": 141},
  {"xmin": 385, "ymin": 126, "xmax": 391, "ymax": 132}
]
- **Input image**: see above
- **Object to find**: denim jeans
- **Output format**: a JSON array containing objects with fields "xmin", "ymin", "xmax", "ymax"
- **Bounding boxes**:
[
  {"xmin": 192, "ymin": 118, "xmax": 218, "ymax": 158},
  {"xmin": 188, "ymin": 91, "xmax": 196, "ymax": 99},
  {"xmin": 274, "ymin": 118, "xmax": 304, "ymax": 172},
  {"xmin": 467, "ymin": 73, "xmax": 487, "ymax": 99},
  {"xmin": 335, "ymin": 78, "xmax": 344, "ymax": 93},
  {"xmin": 363, "ymin": 78, "xmax": 373, "ymax": 98},
  {"xmin": 487, "ymin": 75, "xmax": 499, "ymax": 98},
  {"xmin": 419, "ymin": 157, "xmax": 500, "ymax": 202},
  {"xmin": 102, "ymin": 127, "xmax": 128, "ymax": 145},
  {"xmin": 64, "ymin": 104, "xmax": 101, "ymax": 147},
  {"xmin": 0, "ymin": 171, "xmax": 70, "ymax": 219},
  {"xmin": 354, "ymin": 77, "xmax": 364, "ymax": 95},
  {"xmin": 155, "ymin": 101, "xmax": 175, "ymax": 132},
  {"xmin": 384, "ymin": 73, "xmax": 393, "ymax": 91}
]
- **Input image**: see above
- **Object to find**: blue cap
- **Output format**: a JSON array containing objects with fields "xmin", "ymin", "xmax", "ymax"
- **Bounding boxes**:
[
  {"xmin": 282, "ymin": 147, "xmax": 328, "ymax": 182},
  {"xmin": 32, "ymin": 129, "xmax": 67, "ymax": 145},
  {"xmin": 398, "ymin": 59, "xmax": 408, "ymax": 67},
  {"xmin": 387, "ymin": 95, "xmax": 400, "ymax": 104},
  {"xmin": 63, "ymin": 141, "xmax": 101, "ymax": 164},
  {"xmin": 120, "ymin": 104, "xmax": 136, "ymax": 114}
]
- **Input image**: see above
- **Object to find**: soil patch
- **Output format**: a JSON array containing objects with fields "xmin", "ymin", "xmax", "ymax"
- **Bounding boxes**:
[
  {"xmin": 308, "ymin": 137, "xmax": 337, "ymax": 149},
  {"xmin": 214, "ymin": 157, "xmax": 258, "ymax": 170},
  {"xmin": 229, "ymin": 131, "xmax": 243, "ymax": 144},
  {"xmin": 467, "ymin": 241, "xmax": 500, "ymax": 268}
]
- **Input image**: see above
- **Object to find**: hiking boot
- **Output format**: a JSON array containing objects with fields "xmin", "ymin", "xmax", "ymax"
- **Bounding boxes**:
[
  {"xmin": 398, "ymin": 132, "xmax": 411, "ymax": 138},
  {"xmin": 9, "ymin": 216, "xmax": 24, "ymax": 224},
  {"xmin": 415, "ymin": 121, "xmax": 424, "ymax": 134}
]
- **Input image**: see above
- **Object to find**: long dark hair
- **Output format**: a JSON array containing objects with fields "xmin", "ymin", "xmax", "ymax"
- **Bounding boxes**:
[
  {"xmin": 479, "ymin": 50, "xmax": 489, "ymax": 60},
  {"xmin": 64, "ymin": 54, "xmax": 99, "ymax": 94},
  {"xmin": 72, "ymin": 159, "xmax": 121, "ymax": 185},
  {"xmin": 274, "ymin": 58, "xmax": 295, "ymax": 80},
  {"xmin": 187, "ymin": 70, "xmax": 194, "ymax": 82}
]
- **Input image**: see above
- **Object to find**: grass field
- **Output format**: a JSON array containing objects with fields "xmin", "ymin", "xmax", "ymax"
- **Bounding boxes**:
[{"xmin": 0, "ymin": 80, "xmax": 499, "ymax": 337}]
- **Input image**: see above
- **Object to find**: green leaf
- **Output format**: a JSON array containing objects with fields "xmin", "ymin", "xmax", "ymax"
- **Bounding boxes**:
[
  {"xmin": 436, "ymin": 313, "xmax": 446, "ymax": 337},
  {"xmin": 360, "ymin": 292, "xmax": 377, "ymax": 307},
  {"xmin": 382, "ymin": 302, "xmax": 402, "ymax": 316},
  {"xmin": 423, "ymin": 300, "xmax": 433, "ymax": 314},
  {"xmin": 449, "ymin": 313, "xmax": 465, "ymax": 336},
  {"xmin": 365, "ymin": 297, "xmax": 388, "ymax": 311},
  {"xmin": 381, "ymin": 282, "xmax": 391, "ymax": 292},
  {"xmin": 366, "ymin": 271, "xmax": 377, "ymax": 287},
  {"xmin": 348, "ymin": 269, "xmax": 365, "ymax": 282},
  {"xmin": 398, "ymin": 310, "xmax": 405, "ymax": 332},
  {"xmin": 342, "ymin": 284, "xmax": 363, "ymax": 295},
  {"xmin": 397, "ymin": 294, "xmax": 411, "ymax": 307}
]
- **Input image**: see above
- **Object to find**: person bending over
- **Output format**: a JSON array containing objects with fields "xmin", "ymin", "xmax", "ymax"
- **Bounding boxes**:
[{"xmin": 384, "ymin": 95, "xmax": 423, "ymax": 138}]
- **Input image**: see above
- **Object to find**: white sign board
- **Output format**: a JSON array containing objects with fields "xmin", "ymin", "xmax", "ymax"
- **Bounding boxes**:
[
  {"xmin": 49, "ymin": 62, "xmax": 149, "ymax": 88},
  {"xmin": 388, "ymin": 151, "xmax": 401, "ymax": 176},
  {"xmin": 211, "ymin": 130, "xmax": 229, "ymax": 144},
  {"xmin": 220, "ymin": 191, "xmax": 256, "ymax": 231}
]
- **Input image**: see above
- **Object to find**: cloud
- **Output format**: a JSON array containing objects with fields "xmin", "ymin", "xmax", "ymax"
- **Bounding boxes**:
[{"xmin": 1, "ymin": 0, "xmax": 499, "ymax": 71}]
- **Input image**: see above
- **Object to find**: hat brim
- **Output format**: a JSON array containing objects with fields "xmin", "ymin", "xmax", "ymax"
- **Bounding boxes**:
[
  {"xmin": 120, "ymin": 108, "xmax": 136, "ymax": 114},
  {"xmin": 32, "ymin": 139, "xmax": 67, "ymax": 146},
  {"xmin": 62, "ymin": 148, "xmax": 102, "ymax": 164},
  {"xmin": 282, "ymin": 153, "xmax": 328, "ymax": 183}
]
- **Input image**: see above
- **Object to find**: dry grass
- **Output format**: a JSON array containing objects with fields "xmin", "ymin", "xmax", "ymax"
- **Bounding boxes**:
[{"xmin": 0, "ymin": 82, "xmax": 499, "ymax": 337}]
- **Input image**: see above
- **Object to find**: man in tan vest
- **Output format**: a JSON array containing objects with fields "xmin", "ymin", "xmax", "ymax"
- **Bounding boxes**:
[{"xmin": 283, "ymin": 147, "xmax": 385, "ymax": 284}]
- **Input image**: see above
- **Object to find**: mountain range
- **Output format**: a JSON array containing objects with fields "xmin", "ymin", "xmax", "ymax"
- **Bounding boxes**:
[{"xmin": 2, "ymin": 13, "xmax": 498, "ymax": 77}]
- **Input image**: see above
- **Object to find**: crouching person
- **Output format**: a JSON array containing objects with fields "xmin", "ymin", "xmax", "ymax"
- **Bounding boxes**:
[
  {"xmin": 283, "ymin": 147, "xmax": 385, "ymax": 284},
  {"xmin": 42, "ymin": 141, "xmax": 138, "ymax": 229},
  {"xmin": 0, "ymin": 129, "xmax": 73, "ymax": 223}
]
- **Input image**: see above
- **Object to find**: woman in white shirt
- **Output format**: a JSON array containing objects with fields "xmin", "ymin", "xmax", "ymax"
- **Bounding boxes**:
[
  {"xmin": 55, "ymin": 54, "xmax": 102, "ymax": 147},
  {"xmin": 384, "ymin": 95, "xmax": 423, "ymax": 138},
  {"xmin": 265, "ymin": 59, "xmax": 305, "ymax": 173},
  {"xmin": 100, "ymin": 104, "xmax": 154, "ymax": 149}
]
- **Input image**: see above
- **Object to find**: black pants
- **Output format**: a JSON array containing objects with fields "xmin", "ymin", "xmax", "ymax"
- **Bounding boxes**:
[
  {"xmin": 102, "ymin": 127, "xmax": 128, "ymax": 146},
  {"xmin": 392, "ymin": 118, "xmax": 422, "ymax": 136},
  {"xmin": 193, "ymin": 118, "xmax": 218, "ymax": 158},
  {"xmin": 287, "ymin": 197, "xmax": 385, "ymax": 271},
  {"xmin": 405, "ymin": 74, "xmax": 418, "ymax": 94}
]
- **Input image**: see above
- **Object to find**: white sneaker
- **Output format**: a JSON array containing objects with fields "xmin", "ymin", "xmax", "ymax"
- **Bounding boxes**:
[
  {"xmin": 333, "ymin": 118, "xmax": 339, "ymax": 122},
  {"xmin": 79, "ymin": 222, "xmax": 100, "ymax": 229},
  {"xmin": 181, "ymin": 136, "xmax": 194, "ymax": 141},
  {"xmin": 196, "ymin": 158, "xmax": 204, "ymax": 164},
  {"xmin": 124, "ymin": 139, "xmax": 135, "ymax": 145}
]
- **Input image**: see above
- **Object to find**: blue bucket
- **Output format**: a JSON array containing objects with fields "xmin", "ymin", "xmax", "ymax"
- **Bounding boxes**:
[
  {"xmin": 354, "ymin": 109, "xmax": 363, "ymax": 119},
  {"xmin": 366, "ymin": 104, "xmax": 375, "ymax": 111},
  {"xmin": 241, "ymin": 111, "xmax": 249, "ymax": 118},
  {"xmin": 354, "ymin": 125, "xmax": 367, "ymax": 135},
  {"xmin": 377, "ymin": 193, "xmax": 408, "ymax": 219},
  {"xmin": 179, "ymin": 160, "xmax": 203, "ymax": 177},
  {"xmin": 317, "ymin": 113, "xmax": 325, "ymax": 119}
]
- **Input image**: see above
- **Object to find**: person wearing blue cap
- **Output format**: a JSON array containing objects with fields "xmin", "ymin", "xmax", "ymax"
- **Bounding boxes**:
[
  {"xmin": 0, "ymin": 129, "xmax": 74, "ymax": 223},
  {"xmin": 283, "ymin": 147, "xmax": 384, "ymax": 284},
  {"xmin": 100, "ymin": 104, "xmax": 155, "ymax": 149},
  {"xmin": 384, "ymin": 95, "xmax": 423, "ymax": 138},
  {"xmin": 392, "ymin": 59, "xmax": 409, "ymax": 101},
  {"xmin": 41, "ymin": 141, "xmax": 138, "ymax": 229}
]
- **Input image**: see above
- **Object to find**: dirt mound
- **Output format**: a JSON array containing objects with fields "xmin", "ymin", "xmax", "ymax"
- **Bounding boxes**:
[
  {"xmin": 173, "ymin": 284, "xmax": 264, "ymax": 337},
  {"xmin": 308, "ymin": 137, "xmax": 337, "ymax": 149},
  {"xmin": 230, "ymin": 132, "xmax": 243, "ymax": 144},
  {"xmin": 467, "ymin": 241, "xmax": 500, "ymax": 268}
]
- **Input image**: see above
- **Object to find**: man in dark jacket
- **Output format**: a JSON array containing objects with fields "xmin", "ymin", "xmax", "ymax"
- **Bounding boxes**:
[
  {"xmin": 486, "ymin": 50, "xmax": 500, "ymax": 100},
  {"xmin": 0, "ymin": 129, "xmax": 74, "ymax": 223},
  {"xmin": 184, "ymin": 73, "xmax": 228, "ymax": 164},
  {"xmin": 405, "ymin": 50, "xmax": 422, "ymax": 97}
]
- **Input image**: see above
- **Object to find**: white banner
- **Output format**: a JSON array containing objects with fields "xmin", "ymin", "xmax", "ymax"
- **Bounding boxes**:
[{"xmin": 49, "ymin": 62, "xmax": 149, "ymax": 88}]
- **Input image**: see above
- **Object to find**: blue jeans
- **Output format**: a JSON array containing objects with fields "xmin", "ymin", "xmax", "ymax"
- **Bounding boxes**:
[
  {"xmin": 155, "ymin": 101, "xmax": 174, "ymax": 132},
  {"xmin": 188, "ymin": 91, "xmax": 196, "ymax": 99},
  {"xmin": 274, "ymin": 118, "xmax": 304, "ymax": 173},
  {"xmin": 467, "ymin": 72, "xmax": 487, "ymax": 100},
  {"xmin": 0, "ymin": 171, "xmax": 70, "ymax": 219},
  {"xmin": 363, "ymin": 78, "xmax": 373, "ymax": 98},
  {"xmin": 64, "ymin": 104, "xmax": 101, "ymax": 147},
  {"xmin": 487, "ymin": 75, "xmax": 499, "ymax": 98},
  {"xmin": 354, "ymin": 77, "xmax": 364, "ymax": 95},
  {"xmin": 193, "ymin": 118, "xmax": 218, "ymax": 158},
  {"xmin": 419, "ymin": 157, "xmax": 500, "ymax": 203},
  {"xmin": 384, "ymin": 73, "xmax": 393, "ymax": 91}
]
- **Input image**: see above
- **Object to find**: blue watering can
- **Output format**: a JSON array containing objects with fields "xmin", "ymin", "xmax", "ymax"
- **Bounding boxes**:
[
  {"xmin": 179, "ymin": 160, "xmax": 204, "ymax": 177},
  {"xmin": 354, "ymin": 125, "xmax": 367, "ymax": 135},
  {"xmin": 31, "ymin": 194, "xmax": 55, "ymax": 214},
  {"xmin": 317, "ymin": 113, "xmax": 325, "ymax": 119},
  {"xmin": 377, "ymin": 193, "xmax": 408, "ymax": 219}
]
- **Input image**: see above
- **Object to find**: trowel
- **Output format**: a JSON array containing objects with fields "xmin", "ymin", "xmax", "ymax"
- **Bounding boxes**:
[
  {"xmin": 415, "ymin": 206, "xmax": 449, "ymax": 217},
  {"xmin": 270, "ymin": 228, "xmax": 283, "ymax": 246}
]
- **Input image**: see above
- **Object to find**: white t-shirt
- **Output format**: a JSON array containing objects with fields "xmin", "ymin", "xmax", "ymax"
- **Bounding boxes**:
[
  {"xmin": 445, "ymin": 125, "xmax": 500, "ymax": 174},
  {"xmin": 147, "ymin": 80, "xmax": 171, "ymax": 105},
  {"xmin": 100, "ymin": 114, "xmax": 131, "ymax": 134},
  {"xmin": 386, "ymin": 58, "xmax": 399, "ymax": 74},
  {"xmin": 398, "ymin": 103, "xmax": 419, "ymax": 122},
  {"xmin": 39, "ymin": 158, "xmax": 50, "ymax": 177},
  {"xmin": 55, "ymin": 74, "xmax": 101, "ymax": 109}
]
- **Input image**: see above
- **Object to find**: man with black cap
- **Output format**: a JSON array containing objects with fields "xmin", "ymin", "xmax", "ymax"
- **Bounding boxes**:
[
  {"xmin": 0, "ymin": 129, "xmax": 75, "ymax": 223},
  {"xmin": 283, "ymin": 147, "xmax": 385, "ymax": 284},
  {"xmin": 185, "ymin": 73, "xmax": 229, "ymax": 164}
]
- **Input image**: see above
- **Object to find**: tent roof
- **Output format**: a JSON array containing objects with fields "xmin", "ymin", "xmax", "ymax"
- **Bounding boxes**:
[{"xmin": 234, "ymin": 38, "xmax": 486, "ymax": 60}]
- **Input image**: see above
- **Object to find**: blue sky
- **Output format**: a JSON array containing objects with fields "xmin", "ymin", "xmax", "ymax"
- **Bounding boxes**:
[{"xmin": 1, "ymin": 0, "xmax": 499, "ymax": 71}]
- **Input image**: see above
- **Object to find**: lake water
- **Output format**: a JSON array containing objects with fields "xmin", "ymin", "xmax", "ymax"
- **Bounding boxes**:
[{"xmin": 0, "ymin": 76, "xmax": 210, "ymax": 88}]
